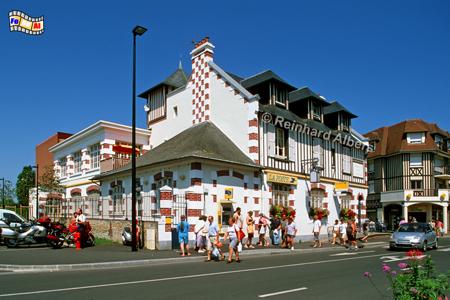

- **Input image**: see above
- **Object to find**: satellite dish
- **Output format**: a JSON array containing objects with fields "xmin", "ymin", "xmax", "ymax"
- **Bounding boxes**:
[{"xmin": 144, "ymin": 104, "xmax": 150, "ymax": 112}]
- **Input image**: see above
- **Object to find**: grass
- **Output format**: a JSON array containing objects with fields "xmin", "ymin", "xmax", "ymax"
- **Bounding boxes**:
[{"xmin": 95, "ymin": 237, "xmax": 119, "ymax": 246}]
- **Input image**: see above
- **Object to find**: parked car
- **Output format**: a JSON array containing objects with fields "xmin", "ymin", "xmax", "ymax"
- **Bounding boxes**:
[
  {"xmin": 0, "ymin": 209, "xmax": 27, "ymax": 244},
  {"xmin": 389, "ymin": 222, "xmax": 438, "ymax": 251}
]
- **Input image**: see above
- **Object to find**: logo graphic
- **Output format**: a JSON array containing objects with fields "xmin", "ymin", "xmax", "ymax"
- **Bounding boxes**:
[{"xmin": 9, "ymin": 10, "xmax": 44, "ymax": 35}]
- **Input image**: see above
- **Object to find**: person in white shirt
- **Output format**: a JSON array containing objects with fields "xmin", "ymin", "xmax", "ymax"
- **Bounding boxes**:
[
  {"xmin": 76, "ymin": 208, "xmax": 87, "ymax": 248},
  {"xmin": 332, "ymin": 219, "xmax": 340, "ymax": 245},
  {"xmin": 194, "ymin": 216, "xmax": 207, "ymax": 253},
  {"xmin": 339, "ymin": 218, "xmax": 347, "ymax": 246},
  {"xmin": 312, "ymin": 215, "xmax": 322, "ymax": 248},
  {"xmin": 223, "ymin": 217, "xmax": 241, "ymax": 263}
]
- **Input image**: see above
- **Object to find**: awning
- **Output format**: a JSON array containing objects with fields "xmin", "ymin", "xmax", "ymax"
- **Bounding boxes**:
[
  {"xmin": 86, "ymin": 185, "xmax": 100, "ymax": 193},
  {"xmin": 112, "ymin": 145, "xmax": 140, "ymax": 155},
  {"xmin": 435, "ymin": 174, "xmax": 450, "ymax": 181},
  {"xmin": 70, "ymin": 188, "xmax": 82, "ymax": 196}
]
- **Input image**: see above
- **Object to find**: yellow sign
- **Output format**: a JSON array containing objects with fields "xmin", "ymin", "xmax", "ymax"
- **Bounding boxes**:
[
  {"xmin": 165, "ymin": 216, "xmax": 172, "ymax": 225},
  {"xmin": 267, "ymin": 172, "xmax": 298, "ymax": 185},
  {"xmin": 224, "ymin": 187, "xmax": 233, "ymax": 200},
  {"xmin": 335, "ymin": 182, "xmax": 349, "ymax": 191}
]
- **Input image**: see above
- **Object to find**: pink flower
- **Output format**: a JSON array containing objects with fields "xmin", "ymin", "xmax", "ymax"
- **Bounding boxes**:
[
  {"xmin": 398, "ymin": 262, "xmax": 408, "ymax": 269},
  {"xmin": 391, "ymin": 271, "xmax": 397, "ymax": 276},
  {"xmin": 363, "ymin": 272, "xmax": 372, "ymax": 277},
  {"xmin": 382, "ymin": 264, "xmax": 391, "ymax": 273}
]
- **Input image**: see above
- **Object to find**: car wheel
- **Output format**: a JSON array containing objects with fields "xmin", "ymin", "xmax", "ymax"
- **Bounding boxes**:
[
  {"xmin": 422, "ymin": 240, "xmax": 427, "ymax": 252},
  {"xmin": 433, "ymin": 240, "xmax": 438, "ymax": 250}
]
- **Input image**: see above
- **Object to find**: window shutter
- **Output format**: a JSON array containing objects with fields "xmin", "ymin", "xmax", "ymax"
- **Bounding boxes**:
[
  {"xmin": 267, "ymin": 124, "xmax": 276, "ymax": 157},
  {"xmin": 313, "ymin": 138, "xmax": 322, "ymax": 167},
  {"xmin": 288, "ymin": 131, "xmax": 297, "ymax": 162}
]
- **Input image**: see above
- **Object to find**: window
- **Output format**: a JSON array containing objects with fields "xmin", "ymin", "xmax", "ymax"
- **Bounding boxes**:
[
  {"xmin": 272, "ymin": 184, "xmax": 289, "ymax": 207},
  {"xmin": 407, "ymin": 132, "xmax": 425, "ymax": 144},
  {"xmin": 270, "ymin": 83, "xmax": 288, "ymax": 107},
  {"xmin": 311, "ymin": 195, "xmax": 323, "ymax": 209},
  {"xmin": 275, "ymin": 127, "xmax": 288, "ymax": 158},
  {"xmin": 368, "ymin": 161, "xmax": 375, "ymax": 173},
  {"xmin": 434, "ymin": 157, "xmax": 444, "ymax": 174},
  {"xmin": 369, "ymin": 140, "xmax": 376, "ymax": 152},
  {"xmin": 369, "ymin": 181, "xmax": 375, "ymax": 194},
  {"xmin": 410, "ymin": 153, "xmax": 422, "ymax": 167},
  {"xmin": 73, "ymin": 151, "xmax": 82, "ymax": 174},
  {"xmin": 342, "ymin": 116, "xmax": 350, "ymax": 131},
  {"xmin": 313, "ymin": 138, "xmax": 323, "ymax": 167},
  {"xmin": 340, "ymin": 194, "xmax": 351, "ymax": 209},
  {"xmin": 331, "ymin": 147, "xmax": 336, "ymax": 169},
  {"xmin": 112, "ymin": 183, "xmax": 124, "ymax": 214},
  {"xmin": 173, "ymin": 106, "xmax": 178, "ymax": 117},
  {"xmin": 343, "ymin": 147, "xmax": 352, "ymax": 174},
  {"xmin": 312, "ymin": 102, "xmax": 321, "ymax": 120},
  {"xmin": 60, "ymin": 157, "xmax": 67, "ymax": 178},
  {"xmin": 90, "ymin": 144, "xmax": 100, "ymax": 170},
  {"xmin": 411, "ymin": 180, "xmax": 422, "ymax": 189}
]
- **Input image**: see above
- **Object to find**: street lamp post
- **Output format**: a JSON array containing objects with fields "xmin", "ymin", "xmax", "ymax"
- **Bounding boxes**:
[
  {"xmin": 131, "ymin": 25, "xmax": 147, "ymax": 252},
  {"xmin": 0, "ymin": 178, "xmax": 5, "ymax": 209},
  {"xmin": 31, "ymin": 165, "xmax": 39, "ymax": 219}
]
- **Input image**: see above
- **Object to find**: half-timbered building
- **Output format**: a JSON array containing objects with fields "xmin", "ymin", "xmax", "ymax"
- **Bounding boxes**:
[
  {"xmin": 95, "ymin": 38, "xmax": 369, "ymax": 249},
  {"xmin": 365, "ymin": 119, "xmax": 449, "ymax": 232}
]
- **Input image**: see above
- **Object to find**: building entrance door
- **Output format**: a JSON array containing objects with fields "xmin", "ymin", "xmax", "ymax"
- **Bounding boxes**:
[{"xmin": 409, "ymin": 212, "xmax": 426, "ymax": 223}]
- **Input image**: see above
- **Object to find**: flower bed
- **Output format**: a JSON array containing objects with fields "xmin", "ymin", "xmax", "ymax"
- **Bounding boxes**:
[
  {"xmin": 270, "ymin": 204, "xmax": 296, "ymax": 219},
  {"xmin": 339, "ymin": 208, "xmax": 356, "ymax": 220},
  {"xmin": 309, "ymin": 207, "xmax": 329, "ymax": 220}
]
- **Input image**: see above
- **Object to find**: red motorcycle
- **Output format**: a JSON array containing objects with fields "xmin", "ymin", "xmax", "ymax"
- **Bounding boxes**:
[{"xmin": 47, "ymin": 221, "xmax": 95, "ymax": 249}]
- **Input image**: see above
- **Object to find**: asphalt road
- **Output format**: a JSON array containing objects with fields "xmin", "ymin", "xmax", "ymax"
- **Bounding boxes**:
[{"xmin": 0, "ymin": 240, "xmax": 449, "ymax": 300}]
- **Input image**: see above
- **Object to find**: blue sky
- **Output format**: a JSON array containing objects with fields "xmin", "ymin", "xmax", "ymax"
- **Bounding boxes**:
[{"xmin": 1, "ymin": 0, "xmax": 449, "ymax": 185}]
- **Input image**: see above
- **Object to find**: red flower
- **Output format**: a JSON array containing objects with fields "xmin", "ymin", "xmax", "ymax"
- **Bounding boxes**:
[{"xmin": 406, "ymin": 249, "xmax": 423, "ymax": 258}]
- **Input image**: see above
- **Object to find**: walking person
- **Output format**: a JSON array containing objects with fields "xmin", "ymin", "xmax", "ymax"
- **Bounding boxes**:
[
  {"xmin": 347, "ymin": 219, "xmax": 358, "ymax": 250},
  {"xmin": 194, "ymin": 215, "xmax": 206, "ymax": 253},
  {"xmin": 332, "ymin": 219, "xmax": 340, "ymax": 245},
  {"xmin": 233, "ymin": 207, "xmax": 244, "ymax": 229},
  {"xmin": 223, "ymin": 217, "xmax": 241, "ymax": 263},
  {"xmin": 245, "ymin": 211, "xmax": 255, "ymax": 248},
  {"xmin": 177, "ymin": 215, "xmax": 191, "ymax": 257},
  {"xmin": 312, "ymin": 215, "xmax": 322, "ymax": 248},
  {"xmin": 285, "ymin": 217, "xmax": 297, "ymax": 250},
  {"xmin": 271, "ymin": 215, "xmax": 282, "ymax": 246},
  {"xmin": 257, "ymin": 213, "xmax": 270, "ymax": 247},
  {"xmin": 361, "ymin": 221, "xmax": 369, "ymax": 243},
  {"xmin": 205, "ymin": 216, "xmax": 224, "ymax": 262},
  {"xmin": 339, "ymin": 218, "xmax": 347, "ymax": 247}
]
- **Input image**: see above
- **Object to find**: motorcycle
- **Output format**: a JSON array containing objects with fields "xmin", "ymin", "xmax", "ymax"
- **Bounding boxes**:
[
  {"xmin": 121, "ymin": 225, "xmax": 143, "ymax": 248},
  {"xmin": 2, "ymin": 217, "xmax": 51, "ymax": 248},
  {"xmin": 47, "ymin": 221, "xmax": 95, "ymax": 249}
]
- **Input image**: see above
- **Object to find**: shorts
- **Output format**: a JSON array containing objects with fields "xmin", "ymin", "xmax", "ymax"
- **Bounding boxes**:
[
  {"xmin": 348, "ymin": 234, "xmax": 356, "ymax": 242},
  {"xmin": 207, "ymin": 236, "xmax": 216, "ymax": 251},
  {"xmin": 229, "ymin": 237, "xmax": 238, "ymax": 249},
  {"xmin": 314, "ymin": 232, "xmax": 320, "ymax": 241},
  {"xmin": 178, "ymin": 234, "xmax": 188, "ymax": 245}
]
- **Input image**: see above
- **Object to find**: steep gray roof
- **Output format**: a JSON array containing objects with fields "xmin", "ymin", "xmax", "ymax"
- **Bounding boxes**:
[
  {"xmin": 95, "ymin": 122, "xmax": 259, "ymax": 179},
  {"xmin": 138, "ymin": 67, "xmax": 188, "ymax": 99},
  {"xmin": 324, "ymin": 101, "xmax": 357, "ymax": 119},
  {"xmin": 241, "ymin": 70, "xmax": 296, "ymax": 90},
  {"xmin": 289, "ymin": 87, "xmax": 329, "ymax": 105}
]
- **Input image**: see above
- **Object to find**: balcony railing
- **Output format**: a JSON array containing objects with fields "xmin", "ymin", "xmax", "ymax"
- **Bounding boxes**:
[
  {"xmin": 412, "ymin": 189, "xmax": 438, "ymax": 197},
  {"xmin": 267, "ymin": 156, "xmax": 296, "ymax": 172},
  {"xmin": 410, "ymin": 167, "xmax": 423, "ymax": 176},
  {"xmin": 100, "ymin": 157, "xmax": 130, "ymax": 173}
]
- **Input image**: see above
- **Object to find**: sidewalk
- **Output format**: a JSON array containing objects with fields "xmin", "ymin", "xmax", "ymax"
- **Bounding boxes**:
[{"xmin": 0, "ymin": 234, "xmax": 390, "ymax": 272}]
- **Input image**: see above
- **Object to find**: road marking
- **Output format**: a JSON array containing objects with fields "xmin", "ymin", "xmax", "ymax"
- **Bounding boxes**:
[
  {"xmin": 258, "ymin": 287, "xmax": 308, "ymax": 298},
  {"xmin": 0, "ymin": 253, "xmax": 389, "ymax": 298},
  {"xmin": 380, "ymin": 255, "xmax": 426, "ymax": 262},
  {"xmin": 437, "ymin": 247, "xmax": 450, "ymax": 252},
  {"xmin": 330, "ymin": 250, "xmax": 375, "ymax": 256}
]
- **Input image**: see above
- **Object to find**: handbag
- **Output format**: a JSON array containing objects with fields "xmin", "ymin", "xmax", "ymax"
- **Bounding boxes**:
[
  {"xmin": 235, "ymin": 226, "xmax": 245, "ymax": 241},
  {"xmin": 237, "ymin": 242, "xmax": 242, "ymax": 253}
]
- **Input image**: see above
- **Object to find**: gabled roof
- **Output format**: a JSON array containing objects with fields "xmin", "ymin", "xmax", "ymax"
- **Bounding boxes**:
[
  {"xmin": 138, "ymin": 67, "xmax": 188, "ymax": 99},
  {"xmin": 289, "ymin": 87, "xmax": 329, "ymax": 105},
  {"xmin": 324, "ymin": 101, "xmax": 357, "ymax": 118},
  {"xmin": 95, "ymin": 122, "xmax": 259, "ymax": 179},
  {"xmin": 364, "ymin": 119, "xmax": 450, "ymax": 158},
  {"xmin": 240, "ymin": 70, "xmax": 296, "ymax": 90}
]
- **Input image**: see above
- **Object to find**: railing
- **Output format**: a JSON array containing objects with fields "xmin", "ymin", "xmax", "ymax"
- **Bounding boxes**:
[
  {"xmin": 412, "ymin": 189, "xmax": 438, "ymax": 197},
  {"xmin": 100, "ymin": 157, "xmax": 130, "ymax": 173},
  {"xmin": 28, "ymin": 195, "xmax": 160, "ymax": 222},
  {"xmin": 267, "ymin": 156, "xmax": 296, "ymax": 172},
  {"xmin": 436, "ymin": 141, "xmax": 448, "ymax": 152}
]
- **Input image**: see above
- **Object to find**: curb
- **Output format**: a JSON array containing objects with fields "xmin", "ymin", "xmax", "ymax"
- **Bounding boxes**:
[{"xmin": 0, "ymin": 241, "xmax": 389, "ymax": 273}]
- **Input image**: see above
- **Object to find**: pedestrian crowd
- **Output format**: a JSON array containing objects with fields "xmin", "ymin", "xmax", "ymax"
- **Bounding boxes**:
[{"xmin": 176, "ymin": 207, "xmax": 369, "ymax": 262}]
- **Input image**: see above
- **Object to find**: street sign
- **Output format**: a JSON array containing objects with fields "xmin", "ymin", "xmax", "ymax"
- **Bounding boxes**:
[
  {"xmin": 267, "ymin": 172, "xmax": 298, "ymax": 185},
  {"xmin": 224, "ymin": 187, "xmax": 233, "ymax": 200},
  {"xmin": 335, "ymin": 182, "xmax": 349, "ymax": 191}
]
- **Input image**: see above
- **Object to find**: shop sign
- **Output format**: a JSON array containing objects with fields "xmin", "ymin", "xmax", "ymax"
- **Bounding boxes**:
[
  {"xmin": 224, "ymin": 187, "xmax": 233, "ymax": 200},
  {"xmin": 267, "ymin": 172, "xmax": 298, "ymax": 185},
  {"xmin": 335, "ymin": 182, "xmax": 349, "ymax": 191}
]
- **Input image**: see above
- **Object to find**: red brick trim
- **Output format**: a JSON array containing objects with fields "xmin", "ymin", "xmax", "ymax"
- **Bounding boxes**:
[
  {"xmin": 165, "ymin": 224, "xmax": 172, "ymax": 232},
  {"xmin": 187, "ymin": 209, "xmax": 202, "ymax": 217},
  {"xmin": 289, "ymin": 188, "xmax": 294, "ymax": 195},
  {"xmin": 269, "ymin": 198, "xmax": 273, "ymax": 205},
  {"xmin": 254, "ymin": 197, "xmax": 259, "ymax": 204},
  {"xmin": 213, "ymin": 195, "xmax": 217, "ymax": 203},
  {"xmin": 244, "ymin": 196, "xmax": 248, "ymax": 204},
  {"xmin": 249, "ymin": 119, "xmax": 258, "ymax": 127},
  {"xmin": 191, "ymin": 178, "xmax": 202, "ymax": 186},
  {"xmin": 160, "ymin": 208, "xmax": 171, "ymax": 216},
  {"xmin": 249, "ymin": 133, "xmax": 258, "ymax": 140},
  {"xmin": 311, "ymin": 183, "xmax": 326, "ymax": 191},
  {"xmin": 289, "ymin": 200, "xmax": 294, "ymax": 207},
  {"xmin": 160, "ymin": 191, "xmax": 173, "ymax": 201},
  {"xmin": 249, "ymin": 146, "xmax": 258, "ymax": 153},
  {"xmin": 186, "ymin": 193, "xmax": 202, "ymax": 201},
  {"xmin": 323, "ymin": 202, "xmax": 328, "ymax": 209}
]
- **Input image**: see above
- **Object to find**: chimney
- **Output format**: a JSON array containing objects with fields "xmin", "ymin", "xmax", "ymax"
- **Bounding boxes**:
[{"xmin": 190, "ymin": 37, "xmax": 215, "ymax": 125}]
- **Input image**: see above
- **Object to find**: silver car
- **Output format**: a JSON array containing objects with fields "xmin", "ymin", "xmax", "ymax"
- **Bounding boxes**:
[{"xmin": 389, "ymin": 223, "xmax": 438, "ymax": 251}]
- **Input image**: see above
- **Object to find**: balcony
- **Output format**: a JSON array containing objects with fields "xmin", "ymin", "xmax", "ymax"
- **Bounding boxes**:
[
  {"xmin": 100, "ymin": 157, "xmax": 130, "ymax": 173},
  {"xmin": 267, "ymin": 156, "xmax": 296, "ymax": 172},
  {"xmin": 412, "ymin": 189, "xmax": 438, "ymax": 197},
  {"xmin": 410, "ymin": 167, "xmax": 423, "ymax": 176},
  {"xmin": 381, "ymin": 189, "xmax": 449, "ymax": 204}
]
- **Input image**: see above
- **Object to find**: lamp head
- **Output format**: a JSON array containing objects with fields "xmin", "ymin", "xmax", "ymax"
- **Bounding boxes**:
[{"xmin": 133, "ymin": 26, "xmax": 147, "ymax": 36}]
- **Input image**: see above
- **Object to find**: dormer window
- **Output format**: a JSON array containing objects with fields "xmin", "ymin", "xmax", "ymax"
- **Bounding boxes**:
[
  {"xmin": 312, "ymin": 102, "xmax": 321, "ymax": 121},
  {"xmin": 407, "ymin": 132, "xmax": 425, "ymax": 144},
  {"xmin": 270, "ymin": 82, "xmax": 288, "ymax": 107},
  {"xmin": 275, "ymin": 127, "xmax": 288, "ymax": 159},
  {"xmin": 342, "ymin": 116, "xmax": 350, "ymax": 132}
]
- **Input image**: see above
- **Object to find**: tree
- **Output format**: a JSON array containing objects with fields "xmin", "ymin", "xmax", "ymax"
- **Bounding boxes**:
[
  {"xmin": 40, "ymin": 166, "xmax": 63, "ymax": 193},
  {"xmin": 1, "ymin": 180, "xmax": 16, "ymax": 206},
  {"xmin": 16, "ymin": 166, "xmax": 35, "ymax": 206}
]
